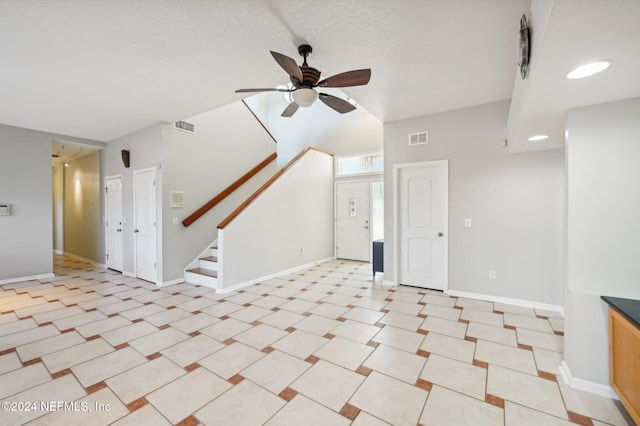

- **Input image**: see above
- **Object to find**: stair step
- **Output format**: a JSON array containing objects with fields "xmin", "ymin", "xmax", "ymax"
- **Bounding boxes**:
[
  {"xmin": 200, "ymin": 256, "xmax": 218, "ymax": 262},
  {"xmin": 187, "ymin": 268, "xmax": 218, "ymax": 278}
]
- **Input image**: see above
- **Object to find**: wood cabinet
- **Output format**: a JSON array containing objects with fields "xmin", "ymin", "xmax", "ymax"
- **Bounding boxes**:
[{"xmin": 608, "ymin": 306, "xmax": 640, "ymax": 424}]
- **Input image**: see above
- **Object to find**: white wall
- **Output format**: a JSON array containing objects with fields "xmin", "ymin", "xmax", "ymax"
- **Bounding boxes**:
[
  {"xmin": 219, "ymin": 149, "xmax": 334, "ymax": 288},
  {"xmin": 64, "ymin": 150, "xmax": 104, "ymax": 263},
  {"xmin": 384, "ymin": 101, "xmax": 565, "ymax": 305},
  {"xmin": 161, "ymin": 102, "xmax": 276, "ymax": 282},
  {"xmin": 564, "ymin": 97, "xmax": 640, "ymax": 388},
  {"xmin": 245, "ymin": 91, "xmax": 383, "ymax": 167}
]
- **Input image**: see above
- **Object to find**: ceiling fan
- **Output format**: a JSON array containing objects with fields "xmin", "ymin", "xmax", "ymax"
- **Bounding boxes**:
[{"xmin": 235, "ymin": 44, "xmax": 371, "ymax": 117}]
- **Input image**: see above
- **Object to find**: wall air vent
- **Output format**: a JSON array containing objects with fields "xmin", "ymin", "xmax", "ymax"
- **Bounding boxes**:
[
  {"xmin": 174, "ymin": 120, "xmax": 195, "ymax": 134},
  {"xmin": 409, "ymin": 131, "xmax": 428, "ymax": 146}
]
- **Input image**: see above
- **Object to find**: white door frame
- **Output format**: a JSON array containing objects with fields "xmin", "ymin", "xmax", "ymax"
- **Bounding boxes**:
[
  {"xmin": 393, "ymin": 160, "xmax": 448, "ymax": 291},
  {"xmin": 104, "ymin": 174, "xmax": 123, "ymax": 271},
  {"xmin": 133, "ymin": 167, "xmax": 158, "ymax": 284}
]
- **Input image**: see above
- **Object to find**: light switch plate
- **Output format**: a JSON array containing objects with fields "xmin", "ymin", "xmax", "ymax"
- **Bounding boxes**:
[{"xmin": 0, "ymin": 204, "xmax": 11, "ymax": 216}]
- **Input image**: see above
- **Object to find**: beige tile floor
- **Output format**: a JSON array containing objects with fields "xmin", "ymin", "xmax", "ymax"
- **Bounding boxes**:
[{"xmin": 0, "ymin": 255, "xmax": 634, "ymax": 426}]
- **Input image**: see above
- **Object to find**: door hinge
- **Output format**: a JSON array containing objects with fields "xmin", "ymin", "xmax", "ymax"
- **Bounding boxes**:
[
  {"xmin": 153, "ymin": 262, "xmax": 156, "ymax": 269},
  {"xmin": 106, "ymin": 253, "xmax": 109, "ymax": 260},
  {"xmin": 105, "ymin": 187, "xmax": 108, "ymax": 193},
  {"xmin": 153, "ymin": 180, "xmax": 156, "ymax": 186}
]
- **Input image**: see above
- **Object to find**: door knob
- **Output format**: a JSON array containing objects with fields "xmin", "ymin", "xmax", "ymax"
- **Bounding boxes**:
[
  {"xmin": 364, "ymin": 226, "xmax": 369, "ymax": 229},
  {"xmin": 438, "ymin": 232, "xmax": 443, "ymax": 237},
  {"xmin": 134, "ymin": 229, "xmax": 139, "ymax": 233},
  {"xmin": 117, "ymin": 228, "xmax": 122, "ymax": 232}
]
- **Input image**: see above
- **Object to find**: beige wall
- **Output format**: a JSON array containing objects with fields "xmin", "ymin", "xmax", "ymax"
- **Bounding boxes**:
[
  {"xmin": 52, "ymin": 166, "xmax": 64, "ymax": 253},
  {"xmin": 64, "ymin": 150, "xmax": 104, "ymax": 263}
]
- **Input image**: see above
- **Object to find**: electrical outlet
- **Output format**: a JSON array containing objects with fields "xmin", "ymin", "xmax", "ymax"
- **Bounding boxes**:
[{"xmin": 489, "ymin": 270, "xmax": 496, "ymax": 280}]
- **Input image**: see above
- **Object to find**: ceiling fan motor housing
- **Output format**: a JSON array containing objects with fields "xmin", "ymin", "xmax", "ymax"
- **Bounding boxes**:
[{"xmin": 297, "ymin": 66, "xmax": 321, "ymax": 87}]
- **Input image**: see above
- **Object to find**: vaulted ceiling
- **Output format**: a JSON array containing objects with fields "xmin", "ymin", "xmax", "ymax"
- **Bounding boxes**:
[{"xmin": 1, "ymin": 0, "xmax": 638, "ymax": 152}]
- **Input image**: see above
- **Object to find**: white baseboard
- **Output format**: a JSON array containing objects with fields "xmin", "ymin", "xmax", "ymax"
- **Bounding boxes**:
[
  {"xmin": 559, "ymin": 361, "xmax": 618, "ymax": 400},
  {"xmin": 159, "ymin": 278, "xmax": 184, "ymax": 287},
  {"xmin": 53, "ymin": 249, "xmax": 63, "ymax": 255},
  {"xmin": 63, "ymin": 252, "xmax": 106, "ymax": 269},
  {"xmin": 0, "ymin": 273, "xmax": 55, "ymax": 285},
  {"xmin": 216, "ymin": 257, "xmax": 336, "ymax": 294},
  {"xmin": 122, "ymin": 271, "xmax": 135, "ymax": 278},
  {"xmin": 446, "ymin": 289, "xmax": 564, "ymax": 316}
]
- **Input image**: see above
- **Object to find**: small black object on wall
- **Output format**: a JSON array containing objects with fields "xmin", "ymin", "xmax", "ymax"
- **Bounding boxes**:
[{"xmin": 121, "ymin": 150, "xmax": 130, "ymax": 168}]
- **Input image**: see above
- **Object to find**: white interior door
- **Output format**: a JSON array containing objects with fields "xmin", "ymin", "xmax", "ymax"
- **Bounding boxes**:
[
  {"xmin": 396, "ymin": 161, "xmax": 448, "ymax": 290},
  {"xmin": 105, "ymin": 176, "xmax": 123, "ymax": 272},
  {"xmin": 336, "ymin": 181, "xmax": 371, "ymax": 261},
  {"xmin": 134, "ymin": 168, "xmax": 157, "ymax": 283}
]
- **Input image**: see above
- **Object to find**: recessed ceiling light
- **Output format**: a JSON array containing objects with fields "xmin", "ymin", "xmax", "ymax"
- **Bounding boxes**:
[
  {"xmin": 528, "ymin": 134, "xmax": 549, "ymax": 142},
  {"xmin": 566, "ymin": 61, "xmax": 611, "ymax": 79}
]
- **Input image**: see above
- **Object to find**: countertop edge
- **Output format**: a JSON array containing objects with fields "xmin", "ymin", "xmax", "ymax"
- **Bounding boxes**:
[{"xmin": 601, "ymin": 295, "xmax": 640, "ymax": 330}]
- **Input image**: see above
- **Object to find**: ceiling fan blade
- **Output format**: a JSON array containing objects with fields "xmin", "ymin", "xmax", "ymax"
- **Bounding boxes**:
[
  {"xmin": 270, "ymin": 51, "xmax": 304, "ymax": 82},
  {"xmin": 318, "ymin": 93, "xmax": 356, "ymax": 114},
  {"xmin": 317, "ymin": 69, "xmax": 371, "ymax": 87},
  {"xmin": 281, "ymin": 102, "xmax": 299, "ymax": 117},
  {"xmin": 235, "ymin": 88, "xmax": 291, "ymax": 93}
]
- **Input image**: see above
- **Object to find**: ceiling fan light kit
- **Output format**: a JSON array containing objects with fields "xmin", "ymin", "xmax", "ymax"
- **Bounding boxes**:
[
  {"xmin": 292, "ymin": 87, "xmax": 318, "ymax": 107},
  {"xmin": 235, "ymin": 44, "xmax": 371, "ymax": 117}
]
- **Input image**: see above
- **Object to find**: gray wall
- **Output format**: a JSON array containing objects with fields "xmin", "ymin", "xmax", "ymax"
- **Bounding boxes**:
[
  {"xmin": 0, "ymin": 123, "xmax": 103, "ymax": 282},
  {"xmin": 102, "ymin": 124, "xmax": 164, "ymax": 275},
  {"xmin": 161, "ymin": 101, "xmax": 276, "ymax": 282},
  {"xmin": 0, "ymin": 125, "xmax": 53, "ymax": 281},
  {"xmin": 564, "ymin": 97, "xmax": 640, "ymax": 387},
  {"xmin": 384, "ymin": 100, "xmax": 564, "ymax": 305},
  {"xmin": 102, "ymin": 101, "xmax": 277, "ymax": 283},
  {"xmin": 63, "ymin": 150, "xmax": 104, "ymax": 263}
]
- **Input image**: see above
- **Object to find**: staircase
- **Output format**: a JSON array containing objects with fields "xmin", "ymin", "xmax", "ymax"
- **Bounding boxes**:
[{"xmin": 185, "ymin": 243, "xmax": 219, "ymax": 288}]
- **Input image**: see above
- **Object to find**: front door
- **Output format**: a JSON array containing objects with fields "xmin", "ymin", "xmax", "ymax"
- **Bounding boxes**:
[
  {"xmin": 105, "ymin": 175, "xmax": 123, "ymax": 272},
  {"xmin": 396, "ymin": 160, "xmax": 448, "ymax": 290},
  {"xmin": 336, "ymin": 181, "xmax": 370, "ymax": 261},
  {"xmin": 134, "ymin": 168, "xmax": 157, "ymax": 283}
]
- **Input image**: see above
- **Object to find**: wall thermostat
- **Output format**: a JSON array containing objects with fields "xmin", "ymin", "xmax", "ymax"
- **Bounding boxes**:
[{"xmin": 0, "ymin": 203, "xmax": 11, "ymax": 216}]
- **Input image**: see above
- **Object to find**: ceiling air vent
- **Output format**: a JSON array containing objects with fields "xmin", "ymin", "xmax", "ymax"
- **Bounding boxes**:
[
  {"xmin": 174, "ymin": 120, "xmax": 195, "ymax": 134},
  {"xmin": 409, "ymin": 131, "xmax": 428, "ymax": 146}
]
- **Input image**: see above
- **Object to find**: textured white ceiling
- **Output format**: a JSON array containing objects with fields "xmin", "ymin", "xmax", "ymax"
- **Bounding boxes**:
[
  {"xmin": 0, "ymin": 0, "xmax": 528, "ymax": 142},
  {"xmin": 3, "ymin": 0, "xmax": 636, "ymax": 150},
  {"xmin": 507, "ymin": 0, "xmax": 640, "ymax": 152}
]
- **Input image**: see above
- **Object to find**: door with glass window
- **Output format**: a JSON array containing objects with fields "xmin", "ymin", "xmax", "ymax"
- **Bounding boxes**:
[{"xmin": 336, "ymin": 182, "xmax": 371, "ymax": 261}]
